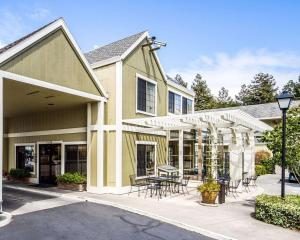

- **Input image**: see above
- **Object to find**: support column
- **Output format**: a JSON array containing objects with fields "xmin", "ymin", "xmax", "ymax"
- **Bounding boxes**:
[
  {"xmin": 0, "ymin": 77, "xmax": 3, "ymax": 211},
  {"xmin": 86, "ymin": 103, "xmax": 92, "ymax": 189},
  {"xmin": 97, "ymin": 100, "xmax": 104, "ymax": 188},
  {"xmin": 197, "ymin": 129, "xmax": 202, "ymax": 180},
  {"xmin": 209, "ymin": 124, "xmax": 218, "ymax": 179},
  {"xmin": 179, "ymin": 130, "xmax": 184, "ymax": 175}
]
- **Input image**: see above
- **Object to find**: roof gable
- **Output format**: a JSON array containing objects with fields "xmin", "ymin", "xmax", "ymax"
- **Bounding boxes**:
[{"xmin": 0, "ymin": 18, "xmax": 108, "ymax": 98}]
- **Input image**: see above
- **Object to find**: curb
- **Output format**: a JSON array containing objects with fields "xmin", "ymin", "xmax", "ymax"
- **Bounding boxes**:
[
  {"xmin": 0, "ymin": 212, "xmax": 12, "ymax": 228},
  {"xmin": 4, "ymin": 184, "xmax": 236, "ymax": 240}
]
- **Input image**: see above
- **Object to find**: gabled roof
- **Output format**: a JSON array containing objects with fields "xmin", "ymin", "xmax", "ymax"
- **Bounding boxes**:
[
  {"xmin": 85, "ymin": 31, "xmax": 147, "ymax": 64},
  {"xmin": 197, "ymin": 100, "xmax": 300, "ymax": 120},
  {"xmin": 0, "ymin": 18, "xmax": 108, "ymax": 98}
]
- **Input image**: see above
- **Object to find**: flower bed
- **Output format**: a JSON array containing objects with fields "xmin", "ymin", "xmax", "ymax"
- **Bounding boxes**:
[{"xmin": 255, "ymin": 194, "xmax": 300, "ymax": 230}]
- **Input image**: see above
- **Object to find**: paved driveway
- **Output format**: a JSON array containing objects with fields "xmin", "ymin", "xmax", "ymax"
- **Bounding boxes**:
[{"xmin": 1, "ymin": 187, "xmax": 213, "ymax": 240}]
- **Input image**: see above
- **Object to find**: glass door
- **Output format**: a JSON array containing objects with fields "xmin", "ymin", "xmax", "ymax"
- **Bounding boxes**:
[{"xmin": 39, "ymin": 144, "xmax": 61, "ymax": 184}]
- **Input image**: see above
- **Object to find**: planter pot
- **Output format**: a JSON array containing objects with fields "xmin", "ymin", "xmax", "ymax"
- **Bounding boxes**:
[
  {"xmin": 201, "ymin": 190, "xmax": 219, "ymax": 204},
  {"xmin": 9, "ymin": 177, "xmax": 30, "ymax": 184},
  {"xmin": 57, "ymin": 182, "xmax": 86, "ymax": 192}
]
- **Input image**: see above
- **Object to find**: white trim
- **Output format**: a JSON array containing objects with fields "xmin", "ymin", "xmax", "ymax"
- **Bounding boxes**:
[
  {"xmin": 103, "ymin": 125, "xmax": 116, "ymax": 131},
  {"xmin": 0, "ymin": 70, "xmax": 105, "ymax": 102},
  {"xmin": 91, "ymin": 56, "xmax": 121, "ymax": 69},
  {"xmin": 167, "ymin": 88, "xmax": 194, "ymax": 115},
  {"xmin": 97, "ymin": 100, "xmax": 104, "ymax": 188},
  {"xmin": 14, "ymin": 143, "xmax": 36, "ymax": 174},
  {"xmin": 4, "ymin": 127, "xmax": 87, "ymax": 138},
  {"xmin": 121, "ymin": 32, "xmax": 149, "ymax": 60},
  {"xmin": 0, "ymin": 19, "xmax": 108, "ymax": 98},
  {"xmin": 135, "ymin": 73, "xmax": 158, "ymax": 117},
  {"xmin": 86, "ymin": 103, "xmax": 92, "ymax": 189},
  {"xmin": 259, "ymin": 116, "xmax": 281, "ymax": 120},
  {"xmin": 0, "ymin": 77, "xmax": 3, "ymax": 210},
  {"xmin": 115, "ymin": 61, "xmax": 123, "ymax": 188},
  {"xmin": 135, "ymin": 141, "xmax": 157, "ymax": 178},
  {"xmin": 122, "ymin": 124, "xmax": 166, "ymax": 136},
  {"xmin": 167, "ymin": 79, "xmax": 195, "ymax": 97}
]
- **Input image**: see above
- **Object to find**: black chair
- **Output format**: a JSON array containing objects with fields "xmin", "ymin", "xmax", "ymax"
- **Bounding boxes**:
[
  {"xmin": 176, "ymin": 176, "xmax": 190, "ymax": 195},
  {"xmin": 129, "ymin": 175, "xmax": 147, "ymax": 197},
  {"xmin": 145, "ymin": 178, "xmax": 162, "ymax": 200},
  {"xmin": 250, "ymin": 176, "xmax": 258, "ymax": 187},
  {"xmin": 229, "ymin": 179, "xmax": 241, "ymax": 198},
  {"xmin": 243, "ymin": 177, "xmax": 251, "ymax": 192}
]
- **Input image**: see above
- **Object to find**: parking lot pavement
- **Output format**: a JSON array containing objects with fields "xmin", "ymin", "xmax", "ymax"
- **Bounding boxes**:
[{"xmin": 1, "ymin": 187, "xmax": 213, "ymax": 240}]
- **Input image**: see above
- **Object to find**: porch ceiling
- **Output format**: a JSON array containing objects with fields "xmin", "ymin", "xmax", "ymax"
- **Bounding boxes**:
[
  {"xmin": 123, "ymin": 109, "xmax": 273, "ymax": 133},
  {"xmin": 4, "ymin": 79, "xmax": 92, "ymax": 118}
]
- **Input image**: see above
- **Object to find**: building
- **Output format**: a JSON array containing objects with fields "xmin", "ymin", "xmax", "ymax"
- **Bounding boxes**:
[{"xmin": 0, "ymin": 18, "xmax": 271, "ymax": 202}]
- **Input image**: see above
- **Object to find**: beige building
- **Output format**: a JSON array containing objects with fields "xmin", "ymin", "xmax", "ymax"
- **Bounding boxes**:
[{"xmin": 0, "ymin": 18, "xmax": 272, "ymax": 203}]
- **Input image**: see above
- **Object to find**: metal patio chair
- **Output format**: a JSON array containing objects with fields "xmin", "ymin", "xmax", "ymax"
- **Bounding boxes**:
[
  {"xmin": 229, "ymin": 179, "xmax": 241, "ymax": 198},
  {"xmin": 128, "ymin": 174, "xmax": 147, "ymax": 197},
  {"xmin": 144, "ymin": 177, "xmax": 162, "ymax": 200},
  {"xmin": 250, "ymin": 175, "xmax": 258, "ymax": 187},
  {"xmin": 175, "ymin": 176, "xmax": 190, "ymax": 195},
  {"xmin": 243, "ymin": 177, "xmax": 251, "ymax": 192}
]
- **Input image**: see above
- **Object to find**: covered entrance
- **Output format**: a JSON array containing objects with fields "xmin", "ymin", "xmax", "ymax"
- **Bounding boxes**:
[{"xmin": 39, "ymin": 143, "xmax": 62, "ymax": 185}]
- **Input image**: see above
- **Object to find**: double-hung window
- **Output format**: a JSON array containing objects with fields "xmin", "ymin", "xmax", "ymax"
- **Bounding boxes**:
[
  {"xmin": 168, "ymin": 91, "xmax": 181, "ymax": 114},
  {"xmin": 65, "ymin": 144, "xmax": 87, "ymax": 175},
  {"xmin": 136, "ymin": 143, "xmax": 156, "ymax": 177},
  {"xmin": 182, "ymin": 97, "xmax": 193, "ymax": 114},
  {"xmin": 137, "ymin": 76, "xmax": 156, "ymax": 115}
]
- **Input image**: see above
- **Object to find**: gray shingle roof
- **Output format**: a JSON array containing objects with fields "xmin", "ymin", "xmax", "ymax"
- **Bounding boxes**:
[
  {"xmin": 84, "ymin": 31, "xmax": 147, "ymax": 64},
  {"xmin": 197, "ymin": 100, "xmax": 300, "ymax": 119},
  {"xmin": 0, "ymin": 18, "xmax": 61, "ymax": 55}
]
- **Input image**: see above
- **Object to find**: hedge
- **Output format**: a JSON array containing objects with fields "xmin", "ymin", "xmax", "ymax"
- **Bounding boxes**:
[
  {"xmin": 255, "ymin": 165, "xmax": 267, "ymax": 176},
  {"xmin": 56, "ymin": 172, "xmax": 86, "ymax": 184},
  {"xmin": 255, "ymin": 194, "xmax": 300, "ymax": 230},
  {"xmin": 9, "ymin": 168, "xmax": 31, "ymax": 179}
]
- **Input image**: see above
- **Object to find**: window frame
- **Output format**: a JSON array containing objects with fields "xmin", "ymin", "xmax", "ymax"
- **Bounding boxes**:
[
  {"xmin": 15, "ymin": 143, "xmax": 36, "ymax": 174},
  {"xmin": 135, "ymin": 141, "xmax": 157, "ymax": 179},
  {"xmin": 63, "ymin": 141, "xmax": 87, "ymax": 175},
  {"xmin": 167, "ymin": 88, "xmax": 194, "ymax": 115},
  {"xmin": 136, "ymin": 73, "xmax": 157, "ymax": 117}
]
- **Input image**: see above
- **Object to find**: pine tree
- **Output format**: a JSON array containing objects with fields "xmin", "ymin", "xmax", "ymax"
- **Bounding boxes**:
[
  {"xmin": 217, "ymin": 87, "xmax": 237, "ymax": 107},
  {"xmin": 174, "ymin": 74, "xmax": 188, "ymax": 88},
  {"xmin": 236, "ymin": 73, "xmax": 278, "ymax": 105},
  {"xmin": 282, "ymin": 77, "xmax": 300, "ymax": 98},
  {"xmin": 191, "ymin": 74, "xmax": 216, "ymax": 110}
]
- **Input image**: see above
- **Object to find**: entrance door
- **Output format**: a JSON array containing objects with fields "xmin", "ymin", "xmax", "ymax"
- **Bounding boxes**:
[{"xmin": 39, "ymin": 144, "xmax": 62, "ymax": 184}]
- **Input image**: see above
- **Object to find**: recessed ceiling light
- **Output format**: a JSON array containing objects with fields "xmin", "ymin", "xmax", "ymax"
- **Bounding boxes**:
[
  {"xmin": 26, "ymin": 91, "xmax": 39, "ymax": 95},
  {"xmin": 45, "ymin": 95, "xmax": 55, "ymax": 99},
  {"xmin": 48, "ymin": 103, "xmax": 54, "ymax": 106}
]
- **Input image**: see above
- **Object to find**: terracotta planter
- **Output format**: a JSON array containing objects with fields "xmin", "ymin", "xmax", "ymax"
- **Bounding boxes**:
[
  {"xmin": 57, "ymin": 182, "xmax": 86, "ymax": 191},
  {"xmin": 201, "ymin": 190, "xmax": 219, "ymax": 204}
]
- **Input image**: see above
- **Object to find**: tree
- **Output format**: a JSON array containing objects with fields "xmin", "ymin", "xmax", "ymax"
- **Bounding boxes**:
[
  {"xmin": 191, "ymin": 74, "xmax": 216, "ymax": 110},
  {"xmin": 261, "ymin": 106, "xmax": 300, "ymax": 184},
  {"xmin": 282, "ymin": 77, "xmax": 300, "ymax": 98},
  {"xmin": 216, "ymin": 87, "xmax": 238, "ymax": 108},
  {"xmin": 236, "ymin": 73, "xmax": 278, "ymax": 105},
  {"xmin": 174, "ymin": 74, "xmax": 188, "ymax": 88}
]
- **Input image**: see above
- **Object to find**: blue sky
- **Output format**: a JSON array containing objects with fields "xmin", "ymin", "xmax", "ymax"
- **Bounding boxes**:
[{"xmin": 0, "ymin": 0, "xmax": 299, "ymax": 96}]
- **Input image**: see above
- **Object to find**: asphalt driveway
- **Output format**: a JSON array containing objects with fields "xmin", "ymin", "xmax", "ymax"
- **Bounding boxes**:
[{"xmin": 1, "ymin": 187, "xmax": 213, "ymax": 240}]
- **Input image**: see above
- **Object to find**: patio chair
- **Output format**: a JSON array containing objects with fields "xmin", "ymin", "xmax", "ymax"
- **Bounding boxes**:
[
  {"xmin": 229, "ymin": 179, "xmax": 241, "ymax": 198},
  {"xmin": 243, "ymin": 177, "xmax": 251, "ymax": 192},
  {"xmin": 250, "ymin": 175, "xmax": 258, "ymax": 187},
  {"xmin": 128, "ymin": 175, "xmax": 147, "ymax": 197},
  {"xmin": 176, "ymin": 176, "xmax": 190, "ymax": 195},
  {"xmin": 144, "ymin": 178, "xmax": 162, "ymax": 200}
]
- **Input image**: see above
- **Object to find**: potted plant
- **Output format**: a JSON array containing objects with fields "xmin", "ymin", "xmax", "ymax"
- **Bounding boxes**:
[
  {"xmin": 56, "ymin": 172, "xmax": 86, "ymax": 191},
  {"xmin": 9, "ymin": 168, "xmax": 31, "ymax": 183},
  {"xmin": 197, "ymin": 180, "xmax": 220, "ymax": 204}
]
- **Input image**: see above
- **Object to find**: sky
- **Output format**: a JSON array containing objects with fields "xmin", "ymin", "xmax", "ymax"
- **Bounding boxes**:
[{"xmin": 0, "ymin": 0, "xmax": 299, "ymax": 96}]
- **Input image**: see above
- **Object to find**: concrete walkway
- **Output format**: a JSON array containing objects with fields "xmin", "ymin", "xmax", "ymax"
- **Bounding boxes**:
[{"xmin": 3, "ymin": 176, "xmax": 300, "ymax": 240}]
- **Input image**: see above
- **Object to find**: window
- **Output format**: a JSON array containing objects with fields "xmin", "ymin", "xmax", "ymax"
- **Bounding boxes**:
[
  {"xmin": 16, "ymin": 145, "xmax": 35, "ymax": 173},
  {"xmin": 65, "ymin": 144, "xmax": 87, "ymax": 175},
  {"xmin": 182, "ymin": 97, "xmax": 193, "ymax": 114},
  {"xmin": 137, "ymin": 77, "xmax": 156, "ymax": 115},
  {"xmin": 136, "ymin": 143, "xmax": 156, "ymax": 177},
  {"xmin": 168, "ymin": 91, "xmax": 181, "ymax": 114}
]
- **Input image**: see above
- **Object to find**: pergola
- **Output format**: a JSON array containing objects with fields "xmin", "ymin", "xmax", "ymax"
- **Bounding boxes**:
[{"xmin": 123, "ymin": 109, "xmax": 272, "ymax": 179}]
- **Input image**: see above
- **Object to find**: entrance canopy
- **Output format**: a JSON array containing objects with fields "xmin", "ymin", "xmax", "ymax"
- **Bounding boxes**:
[{"xmin": 123, "ymin": 109, "xmax": 273, "ymax": 133}]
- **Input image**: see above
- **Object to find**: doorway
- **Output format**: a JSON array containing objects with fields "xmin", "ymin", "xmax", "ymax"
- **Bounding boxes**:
[{"xmin": 39, "ymin": 144, "xmax": 62, "ymax": 185}]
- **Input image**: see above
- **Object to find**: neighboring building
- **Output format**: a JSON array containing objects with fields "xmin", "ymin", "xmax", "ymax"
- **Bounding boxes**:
[{"xmin": 0, "ymin": 18, "xmax": 271, "ymax": 200}]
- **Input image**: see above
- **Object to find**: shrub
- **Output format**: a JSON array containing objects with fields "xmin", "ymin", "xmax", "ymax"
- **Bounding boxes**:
[
  {"xmin": 255, "ymin": 150, "xmax": 271, "ymax": 165},
  {"xmin": 261, "ymin": 157, "xmax": 275, "ymax": 174},
  {"xmin": 255, "ymin": 165, "xmax": 267, "ymax": 176},
  {"xmin": 56, "ymin": 172, "xmax": 86, "ymax": 184},
  {"xmin": 197, "ymin": 181, "xmax": 220, "ymax": 193},
  {"xmin": 9, "ymin": 168, "xmax": 31, "ymax": 179},
  {"xmin": 255, "ymin": 194, "xmax": 300, "ymax": 230}
]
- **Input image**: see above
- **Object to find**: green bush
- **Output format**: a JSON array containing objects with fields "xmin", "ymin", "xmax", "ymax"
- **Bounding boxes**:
[
  {"xmin": 255, "ymin": 194, "xmax": 300, "ymax": 230},
  {"xmin": 261, "ymin": 157, "xmax": 275, "ymax": 174},
  {"xmin": 197, "ymin": 181, "xmax": 220, "ymax": 193},
  {"xmin": 57, "ymin": 172, "xmax": 86, "ymax": 184},
  {"xmin": 255, "ymin": 150, "xmax": 271, "ymax": 165},
  {"xmin": 9, "ymin": 168, "xmax": 31, "ymax": 179},
  {"xmin": 255, "ymin": 165, "xmax": 267, "ymax": 176}
]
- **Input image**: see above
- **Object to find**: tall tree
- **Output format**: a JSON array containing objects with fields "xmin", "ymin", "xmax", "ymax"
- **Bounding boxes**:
[
  {"xmin": 282, "ymin": 77, "xmax": 300, "ymax": 98},
  {"xmin": 216, "ymin": 87, "xmax": 237, "ymax": 108},
  {"xmin": 236, "ymin": 73, "xmax": 278, "ymax": 105},
  {"xmin": 174, "ymin": 74, "xmax": 188, "ymax": 88},
  {"xmin": 191, "ymin": 74, "xmax": 216, "ymax": 110}
]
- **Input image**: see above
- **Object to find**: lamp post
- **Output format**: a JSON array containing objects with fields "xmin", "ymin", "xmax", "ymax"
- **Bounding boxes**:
[{"xmin": 276, "ymin": 91, "xmax": 293, "ymax": 198}]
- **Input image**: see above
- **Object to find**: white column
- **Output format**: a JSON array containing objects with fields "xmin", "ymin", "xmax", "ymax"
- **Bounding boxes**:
[
  {"xmin": 86, "ymin": 103, "xmax": 91, "ymax": 189},
  {"xmin": 179, "ymin": 130, "xmax": 184, "ymax": 175},
  {"xmin": 0, "ymin": 77, "xmax": 3, "ymax": 212},
  {"xmin": 115, "ymin": 61, "xmax": 123, "ymax": 188},
  {"xmin": 209, "ymin": 124, "xmax": 218, "ymax": 179},
  {"xmin": 97, "ymin": 100, "xmax": 104, "ymax": 188}
]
